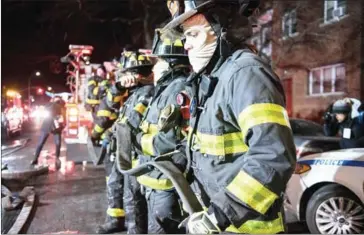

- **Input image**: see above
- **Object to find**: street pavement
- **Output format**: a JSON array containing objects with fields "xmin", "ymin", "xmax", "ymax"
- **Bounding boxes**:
[
  {"xmin": 1, "ymin": 120, "xmax": 309, "ymax": 234},
  {"xmin": 2, "ymin": 122, "xmax": 108, "ymax": 233}
]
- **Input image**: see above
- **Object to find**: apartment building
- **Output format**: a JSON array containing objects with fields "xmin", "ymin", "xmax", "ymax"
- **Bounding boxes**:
[{"xmin": 250, "ymin": 0, "xmax": 364, "ymax": 122}]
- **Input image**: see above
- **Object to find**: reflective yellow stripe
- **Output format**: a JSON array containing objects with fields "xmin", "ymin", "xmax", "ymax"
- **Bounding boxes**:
[
  {"xmin": 88, "ymin": 80, "xmax": 97, "ymax": 86},
  {"xmin": 137, "ymin": 175, "xmax": 174, "ymax": 190},
  {"xmin": 100, "ymin": 80, "xmax": 108, "ymax": 86},
  {"xmin": 101, "ymin": 132, "xmax": 106, "ymax": 140},
  {"xmin": 106, "ymin": 176, "xmax": 109, "ymax": 183},
  {"xmin": 94, "ymin": 124, "xmax": 104, "ymax": 133},
  {"xmin": 93, "ymin": 87, "xmax": 99, "ymax": 96},
  {"xmin": 226, "ymin": 170, "xmax": 278, "ymax": 215},
  {"xmin": 110, "ymin": 113, "xmax": 118, "ymax": 120},
  {"xmin": 140, "ymin": 121, "xmax": 159, "ymax": 135},
  {"xmin": 131, "ymin": 159, "xmax": 138, "ymax": 168},
  {"xmin": 225, "ymin": 213, "xmax": 284, "ymax": 234},
  {"xmin": 113, "ymin": 95, "xmax": 122, "ymax": 103},
  {"xmin": 133, "ymin": 103, "xmax": 147, "ymax": 115},
  {"xmin": 97, "ymin": 110, "xmax": 112, "ymax": 117},
  {"xmin": 106, "ymin": 208, "xmax": 125, "ymax": 218},
  {"xmin": 107, "ymin": 91, "xmax": 113, "ymax": 103},
  {"xmin": 107, "ymin": 91, "xmax": 123, "ymax": 104},
  {"xmin": 198, "ymin": 132, "xmax": 248, "ymax": 155},
  {"xmin": 86, "ymin": 98, "xmax": 100, "ymax": 105},
  {"xmin": 131, "ymin": 159, "xmax": 174, "ymax": 190},
  {"xmin": 118, "ymin": 116, "xmax": 128, "ymax": 124},
  {"xmin": 141, "ymin": 134, "xmax": 155, "ymax": 156},
  {"xmin": 238, "ymin": 103, "xmax": 291, "ymax": 138}
]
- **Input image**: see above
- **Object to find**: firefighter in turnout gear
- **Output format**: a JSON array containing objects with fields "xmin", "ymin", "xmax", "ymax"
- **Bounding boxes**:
[
  {"xmin": 96, "ymin": 51, "xmax": 155, "ymax": 234},
  {"xmin": 86, "ymin": 65, "xmax": 108, "ymax": 120},
  {"xmin": 161, "ymin": 0, "xmax": 296, "ymax": 233},
  {"xmin": 130, "ymin": 30, "xmax": 192, "ymax": 233}
]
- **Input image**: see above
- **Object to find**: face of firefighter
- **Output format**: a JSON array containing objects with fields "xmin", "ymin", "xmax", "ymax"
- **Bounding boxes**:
[
  {"xmin": 96, "ymin": 68, "xmax": 106, "ymax": 78},
  {"xmin": 152, "ymin": 59, "xmax": 170, "ymax": 85},
  {"xmin": 335, "ymin": 113, "xmax": 347, "ymax": 123},
  {"xmin": 182, "ymin": 14, "xmax": 217, "ymax": 73}
]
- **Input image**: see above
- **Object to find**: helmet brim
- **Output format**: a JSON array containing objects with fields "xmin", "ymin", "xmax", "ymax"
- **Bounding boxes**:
[{"xmin": 160, "ymin": 0, "xmax": 239, "ymax": 37}]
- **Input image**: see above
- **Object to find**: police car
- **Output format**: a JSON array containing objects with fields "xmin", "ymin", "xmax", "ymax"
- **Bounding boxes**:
[{"xmin": 285, "ymin": 148, "xmax": 364, "ymax": 234}]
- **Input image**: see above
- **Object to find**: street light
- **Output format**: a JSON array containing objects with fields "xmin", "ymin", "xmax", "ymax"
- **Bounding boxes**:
[
  {"xmin": 28, "ymin": 71, "xmax": 41, "ymax": 108},
  {"xmin": 47, "ymin": 86, "xmax": 52, "ymax": 91}
]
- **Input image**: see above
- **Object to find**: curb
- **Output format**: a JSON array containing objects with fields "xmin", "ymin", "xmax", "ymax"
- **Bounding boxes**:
[
  {"xmin": 1, "ymin": 166, "xmax": 49, "ymax": 180},
  {"xmin": 7, "ymin": 188, "xmax": 36, "ymax": 234}
]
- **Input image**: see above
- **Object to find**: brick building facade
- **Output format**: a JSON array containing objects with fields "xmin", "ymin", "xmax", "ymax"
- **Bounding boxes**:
[{"xmin": 250, "ymin": 0, "xmax": 364, "ymax": 122}]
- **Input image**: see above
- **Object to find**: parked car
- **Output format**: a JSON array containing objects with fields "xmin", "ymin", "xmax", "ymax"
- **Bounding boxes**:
[
  {"xmin": 290, "ymin": 119, "xmax": 341, "ymax": 158},
  {"xmin": 285, "ymin": 148, "xmax": 364, "ymax": 234}
]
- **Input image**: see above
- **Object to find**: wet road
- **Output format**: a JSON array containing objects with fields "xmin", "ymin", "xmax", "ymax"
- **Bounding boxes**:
[
  {"xmin": 2, "ymin": 122, "xmax": 108, "ymax": 233},
  {"xmin": 1, "ymin": 121, "xmax": 309, "ymax": 234}
]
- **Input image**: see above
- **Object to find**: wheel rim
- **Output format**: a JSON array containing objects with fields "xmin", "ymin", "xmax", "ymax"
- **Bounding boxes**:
[{"xmin": 315, "ymin": 197, "xmax": 364, "ymax": 234}]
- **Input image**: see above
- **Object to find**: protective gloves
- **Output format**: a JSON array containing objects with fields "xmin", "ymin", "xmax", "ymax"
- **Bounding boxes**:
[{"xmin": 186, "ymin": 211, "xmax": 221, "ymax": 234}]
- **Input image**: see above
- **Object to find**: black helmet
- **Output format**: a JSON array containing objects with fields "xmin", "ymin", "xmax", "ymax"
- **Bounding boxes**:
[
  {"xmin": 120, "ymin": 51, "xmax": 154, "ymax": 75},
  {"xmin": 332, "ymin": 99, "xmax": 352, "ymax": 114},
  {"xmin": 162, "ymin": 0, "xmax": 260, "ymax": 34},
  {"xmin": 151, "ymin": 29, "xmax": 188, "ymax": 58}
]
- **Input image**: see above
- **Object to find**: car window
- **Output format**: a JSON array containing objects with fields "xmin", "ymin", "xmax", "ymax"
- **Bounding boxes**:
[{"xmin": 290, "ymin": 119, "xmax": 324, "ymax": 136}]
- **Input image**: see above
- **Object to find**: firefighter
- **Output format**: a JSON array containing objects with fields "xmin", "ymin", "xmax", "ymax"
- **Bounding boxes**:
[
  {"xmin": 96, "ymin": 51, "xmax": 155, "ymax": 234},
  {"xmin": 324, "ymin": 98, "xmax": 364, "ymax": 148},
  {"xmin": 31, "ymin": 96, "xmax": 66, "ymax": 166},
  {"xmin": 161, "ymin": 0, "xmax": 296, "ymax": 233},
  {"xmin": 130, "ymin": 29, "xmax": 192, "ymax": 234},
  {"xmin": 86, "ymin": 65, "xmax": 108, "ymax": 120}
]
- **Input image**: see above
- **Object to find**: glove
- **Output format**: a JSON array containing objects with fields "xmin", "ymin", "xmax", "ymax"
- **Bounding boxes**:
[
  {"xmin": 157, "ymin": 104, "xmax": 181, "ymax": 133},
  {"xmin": 323, "ymin": 112, "xmax": 332, "ymax": 122},
  {"xmin": 186, "ymin": 211, "xmax": 221, "ymax": 234}
]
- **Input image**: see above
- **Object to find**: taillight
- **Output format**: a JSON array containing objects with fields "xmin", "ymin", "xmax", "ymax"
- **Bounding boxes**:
[{"xmin": 294, "ymin": 163, "xmax": 311, "ymax": 174}]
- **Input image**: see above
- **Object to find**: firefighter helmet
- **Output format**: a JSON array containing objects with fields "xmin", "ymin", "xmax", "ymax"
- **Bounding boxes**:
[
  {"xmin": 332, "ymin": 99, "xmax": 352, "ymax": 114},
  {"xmin": 162, "ymin": 0, "xmax": 260, "ymax": 35},
  {"xmin": 120, "ymin": 51, "xmax": 154, "ymax": 75},
  {"xmin": 151, "ymin": 29, "xmax": 187, "ymax": 58}
]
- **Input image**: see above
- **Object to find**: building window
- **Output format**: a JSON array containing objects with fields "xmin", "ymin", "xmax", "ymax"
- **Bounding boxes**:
[
  {"xmin": 308, "ymin": 64, "xmax": 346, "ymax": 95},
  {"xmin": 324, "ymin": 0, "xmax": 347, "ymax": 23},
  {"xmin": 282, "ymin": 9, "xmax": 297, "ymax": 38}
]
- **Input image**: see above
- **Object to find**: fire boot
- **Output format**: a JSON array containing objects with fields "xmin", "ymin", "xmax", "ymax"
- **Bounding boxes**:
[{"xmin": 96, "ymin": 215, "xmax": 125, "ymax": 234}]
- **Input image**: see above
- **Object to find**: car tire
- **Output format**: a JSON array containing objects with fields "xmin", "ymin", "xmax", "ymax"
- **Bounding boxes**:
[{"xmin": 306, "ymin": 184, "xmax": 364, "ymax": 234}]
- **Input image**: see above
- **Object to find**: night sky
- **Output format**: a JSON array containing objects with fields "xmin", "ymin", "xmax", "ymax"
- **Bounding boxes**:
[{"xmin": 2, "ymin": 0, "xmax": 169, "ymax": 94}]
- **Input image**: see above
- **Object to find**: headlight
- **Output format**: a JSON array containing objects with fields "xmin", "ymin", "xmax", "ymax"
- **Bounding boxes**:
[
  {"xmin": 294, "ymin": 163, "xmax": 311, "ymax": 174},
  {"xmin": 42, "ymin": 110, "xmax": 50, "ymax": 118}
]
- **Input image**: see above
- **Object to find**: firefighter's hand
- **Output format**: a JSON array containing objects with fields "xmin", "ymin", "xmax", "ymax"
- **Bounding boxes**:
[
  {"xmin": 119, "ymin": 74, "xmax": 138, "ymax": 88},
  {"xmin": 185, "ymin": 211, "xmax": 221, "ymax": 234},
  {"xmin": 158, "ymin": 104, "xmax": 181, "ymax": 133},
  {"xmin": 324, "ymin": 112, "xmax": 336, "ymax": 123}
]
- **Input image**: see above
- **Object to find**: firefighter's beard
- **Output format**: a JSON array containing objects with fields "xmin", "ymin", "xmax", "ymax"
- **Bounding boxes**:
[
  {"xmin": 186, "ymin": 24, "xmax": 217, "ymax": 73},
  {"xmin": 152, "ymin": 59, "xmax": 170, "ymax": 86}
]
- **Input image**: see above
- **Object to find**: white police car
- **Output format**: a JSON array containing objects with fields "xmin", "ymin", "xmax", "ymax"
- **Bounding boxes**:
[{"xmin": 285, "ymin": 148, "xmax": 364, "ymax": 234}]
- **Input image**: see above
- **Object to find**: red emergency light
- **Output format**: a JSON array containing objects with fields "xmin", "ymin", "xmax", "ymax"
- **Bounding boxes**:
[{"xmin": 37, "ymin": 88, "xmax": 44, "ymax": 95}]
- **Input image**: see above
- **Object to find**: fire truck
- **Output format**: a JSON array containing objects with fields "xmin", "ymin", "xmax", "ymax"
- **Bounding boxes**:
[
  {"xmin": 1, "ymin": 90, "xmax": 24, "ymax": 138},
  {"xmin": 60, "ymin": 45, "xmax": 100, "ymax": 145}
]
